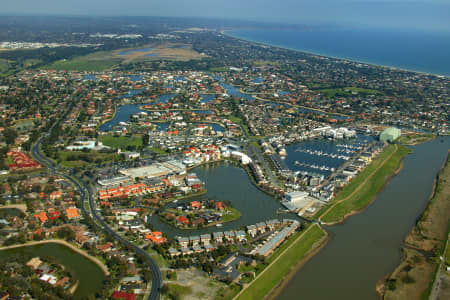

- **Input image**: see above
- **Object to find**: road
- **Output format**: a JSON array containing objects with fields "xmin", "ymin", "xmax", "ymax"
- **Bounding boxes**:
[{"xmin": 31, "ymin": 138, "xmax": 162, "ymax": 300}]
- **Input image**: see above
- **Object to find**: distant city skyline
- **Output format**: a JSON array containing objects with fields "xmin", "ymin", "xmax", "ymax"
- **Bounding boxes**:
[{"xmin": 2, "ymin": 0, "xmax": 450, "ymax": 32}]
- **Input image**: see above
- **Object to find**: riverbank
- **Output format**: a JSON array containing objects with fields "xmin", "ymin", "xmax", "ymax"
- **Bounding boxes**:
[
  {"xmin": 398, "ymin": 133, "xmax": 436, "ymax": 146},
  {"xmin": 233, "ymin": 224, "xmax": 327, "ymax": 300},
  {"xmin": 0, "ymin": 239, "xmax": 109, "ymax": 275},
  {"xmin": 97, "ymin": 102, "xmax": 117, "ymax": 131},
  {"xmin": 318, "ymin": 144, "xmax": 411, "ymax": 224},
  {"xmin": 378, "ymin": 152, "xmax": 450, "ymax": 300}
]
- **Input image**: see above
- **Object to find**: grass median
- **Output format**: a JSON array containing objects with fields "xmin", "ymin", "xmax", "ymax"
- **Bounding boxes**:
[
  {"xmin": 320, "ymin": 144, "xmax": 411, "ymax": 223},
  {"xmin": 235, "ymin": 224, "xmax": 327, "ymax": 300}
]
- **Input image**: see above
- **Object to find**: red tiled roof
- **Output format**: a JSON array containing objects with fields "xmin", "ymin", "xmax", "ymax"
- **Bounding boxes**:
[{"xmin": 111, "ymin": 291, "xmax": 137, "ymax": 300}]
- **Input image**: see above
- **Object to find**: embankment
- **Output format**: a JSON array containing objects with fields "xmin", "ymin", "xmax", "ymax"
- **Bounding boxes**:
[
  {"xmin": 233, "ymin": 224, "xmax": 328, "ymax": 300},
  {"xmin": 378, "ymin": 152, "xmax": 450, "ymax": 300},
  {"xmin": 319, "ymin": 144, "xmax": 411, "ymax": 224}
]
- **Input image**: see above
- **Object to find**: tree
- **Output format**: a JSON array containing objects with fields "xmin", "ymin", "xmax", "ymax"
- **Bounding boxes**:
[
  {"xmin": 3, "ymin": 128, "xmax": 18, "ymax": 145},
  {"xmin": 142, "ymin": 134, "xmax": 150, "ymax": 147}
]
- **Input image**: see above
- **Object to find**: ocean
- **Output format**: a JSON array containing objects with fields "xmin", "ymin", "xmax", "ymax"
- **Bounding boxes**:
[{"xmin": 228, "ymin": 26, "xmax": 450, "ymax": 77}]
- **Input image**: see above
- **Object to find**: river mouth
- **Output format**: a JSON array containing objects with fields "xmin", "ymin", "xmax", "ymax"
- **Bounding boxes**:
[{"xmin": 276, "ymin": 137, "xmax": 450, "ymax": 300}]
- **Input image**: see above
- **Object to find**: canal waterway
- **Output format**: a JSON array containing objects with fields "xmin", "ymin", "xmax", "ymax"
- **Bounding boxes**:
[
  {"xmin": 99, "ymin": 100, "xmax": 224, "ymax": 132},
  {"xmin": 0, "ymin": 242, "xmax": 106, "ymax": 299},
  {"xmin": 277, "ymin": 136, "xmax": 450, "ymax": 300},
  {"xmin": 150, "ymin": 162, "xmax": 294, "ymax": 237}
]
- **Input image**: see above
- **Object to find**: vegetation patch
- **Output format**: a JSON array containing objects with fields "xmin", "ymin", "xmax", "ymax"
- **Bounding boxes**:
[
  {"xmin": 44, "ymin": 51, "xmax": 121, "ymax": 71},
  {"xmin": 318, "ymin": 87, "xmax": 381, "ymax": 98},
  {"xmin": 398, "ymin": 133, "xmax": 435, "ymax": 146},
  {"xmin": 56, "ymin": 151, "xmax": 121, "ymax": 168},
  {"xmin": 382, "ymin": 155, "xmax": 450, "ymax": 300},
  {"xmin": 99, "ymin": 135, "xmax": 143, "ymax": 150},
  {"xmin": 161, "ymin": 283, "xmax": 193, "ymax": 299}
]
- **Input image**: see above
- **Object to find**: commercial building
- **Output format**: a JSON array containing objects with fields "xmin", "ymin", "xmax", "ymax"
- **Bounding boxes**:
[
  {"xmin": 380, "ymin": 127, "xmax": 401, "ymax": 142},
  {"xmin": 285, "ymin": 191, "xmax": 309, "ymax": 202},
  {"xmin": 119, "ymin": 160, "xmax": 186, "ymax": 179}
]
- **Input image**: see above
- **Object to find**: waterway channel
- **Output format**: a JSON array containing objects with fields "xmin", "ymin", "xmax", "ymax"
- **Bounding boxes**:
[
  {"xmin": 277, "ymin": 136, "xmax": 450, "ymax": 300},
  {"xmin": 0, "ymin": 242, "xmax": 106, "ymax": 299},
  {"xmin": 149, "ymin": 161, "xmax": 295, "ymax": 237}
]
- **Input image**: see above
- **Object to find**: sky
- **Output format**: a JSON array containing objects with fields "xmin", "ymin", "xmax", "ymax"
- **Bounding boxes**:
[{"xmin": 2, "ymin": 0, "xmax": 450, "ymax": 32}]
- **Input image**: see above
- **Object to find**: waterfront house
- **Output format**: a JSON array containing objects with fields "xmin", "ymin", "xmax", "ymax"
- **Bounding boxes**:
[
  {"xmin": 204, "ymin": 243, "xmax": 215, "ymax": 252},
  {"xmin": 213, "ymin": 231, "xmax": 224, "ymax": 243},
  {"xmin": 223, "ymin": 231, "xmax": 234, "ymax": 242},
  {"xmin": 168, "ymin": 248, "xmax": 181, "ymax": 257},
  {"xmin": 193, "ymin": 245, "xmax": 203, "ymax": 254},
  {"xmin": 256, "ymin": 222, "xmax": 267, "ymax": 234},
  {"xmin": 200, "ymin": 233, "xmax": 211, "ymax": 245},
  {"xmin": 145, "ymin": 232, "xmax": 166, "ymax": 245},
  {"xmin": 190, "ymin": 235, "xmax": 201, "ymax": 246},
  {"xmin": 176, "ymin": 215, "xmax": 189, "ymax": 226},
  {"xmin": 176, "ymin": 236, "xmax": 189, "ymax": 248},
  {"xmin": 181, "ymin": 247, "xmax": 193, "ymax": 255},
  {"xmin": 265, "ymin": 219, "xmax": 277, "ymax": 231},
  {"xmin": 246, "ymin": 225, "xmax": 257, "ymax": 237},
  {"xmin": 235, "ymin": 230, "xmax": 246, "ymax": 242}
]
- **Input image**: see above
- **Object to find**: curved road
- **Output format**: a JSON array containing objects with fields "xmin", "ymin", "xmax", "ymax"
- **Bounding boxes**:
[{"xmin": 31, "ymin": 139, "xmax": 162, "ymax": 300}]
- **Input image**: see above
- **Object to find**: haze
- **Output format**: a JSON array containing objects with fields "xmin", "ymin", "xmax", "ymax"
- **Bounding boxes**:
[{"xmin": 2, "ymin": 0, "xmax": 450, "ymax": 32}]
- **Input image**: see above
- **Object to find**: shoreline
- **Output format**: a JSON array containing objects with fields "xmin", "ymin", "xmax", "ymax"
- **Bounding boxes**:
[
  {"xmin": 319, "ymin": 144, "xmax": 402, "ymax": 224},
  {"xmin": 377, "ymin": 150, "xmax": 450, "ymax": 299},
  {"xmin": 324, "ymin": 158, "xmax": 405, "ymax": 226},
  {"xmin": 233, "ymin": 224, "xmax": 326, "ymax": 300},
  {"xmin": 265, "ymin": 230, "xmax": 330, "ymax": 300},
  {"xmin": 223, "ymin": 30, "xmax": 449, "ymax": 79},
  {"xmin": 0, "ymin": 239, "xmax": 110, "ymax": 276}
]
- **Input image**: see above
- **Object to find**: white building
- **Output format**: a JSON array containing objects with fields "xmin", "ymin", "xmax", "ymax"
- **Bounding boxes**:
[{"xmin": 285, "ymin": 191, "xmax": 309, "ymax": 202}]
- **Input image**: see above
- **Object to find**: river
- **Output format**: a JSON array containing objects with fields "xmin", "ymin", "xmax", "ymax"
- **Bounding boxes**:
[
  {"xmin": 0, "ymin": 242, "xmax": 106, "ymax": 299},
  {"xmin": 277, "ymin": 136, "xmax": 450, "ymax": 300}
]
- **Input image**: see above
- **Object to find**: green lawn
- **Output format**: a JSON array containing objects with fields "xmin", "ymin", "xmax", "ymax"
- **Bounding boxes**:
[
  {"xmin": 209, "ymin": 67, "xmax": 229, "ymax": 72},
  {"xmin": 319, "ymin": 87, "xmax": 381, "ymax": 98},
  {"xmin": 56, "ymin": 151, "xmax": 121, "ymax": 168},
  {"xmin": 228, "ymin": 116, "xmax": 243, "ymax": 124},
  {"xmin": 0, "ymin": 59, "xmax": 9, "ymax": 72},
  {"xmin": 215, "ymin": 284, "xmax": 241, "ymax": 300},
  {"xmin": 46, "ymin": 57, "xmax": 119, "ymax": 71},
  {"xmin": 99, "ymin": 135, "xmax": 143, "ymax": 150},
  {"xmin": 253, "ymin": 60, "xmax": 281, "ymax": 66},
  {"xmin": 398, "ymin": 133, "xmax": 435, "ymax": 145},
  {"xmin": 221, "ymin": 207, "xmax": 242, "ymax": 223},
  {"xmin": 236, "ymin": 225, "xmax": 326, "ymax": 300},
  {"xmin": 319, "ymin": 144, "xmax": 411, "ymax": 223},
  {"xmin": 164, "ymin": 283, "xmax": 192, "ymax": 298},
  {"xmin": 267, "ymin": 229, "xmax": 305, "ymax": 264},
  {"xmin": 149, "ymin": 147, "xmax": 167, "ymax": 155},
  {"xmin": 23, "ymin": 59, "xmax": 42, "ymax": 68}
]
